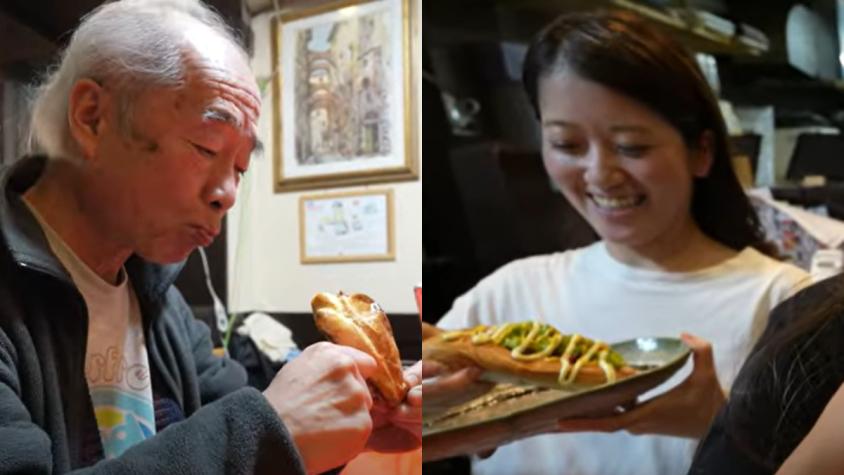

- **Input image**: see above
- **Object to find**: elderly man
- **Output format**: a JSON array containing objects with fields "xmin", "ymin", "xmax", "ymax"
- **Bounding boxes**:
[{"xmin": 0, "ymin": 0, "xmax": 420, "ymax": 473}]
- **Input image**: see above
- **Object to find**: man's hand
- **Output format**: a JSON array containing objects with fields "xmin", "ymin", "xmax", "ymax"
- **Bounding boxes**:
[
  {"xmin": 264, "ymin": 342, "xmax": 377, "ymax": 474},
  {"xmin": 366, "ymin": 360, "xmax": 422, "ymax": 453},
  {"xmin": 556, "ymin": 333, "xmax": 726, "ymax": 439}
]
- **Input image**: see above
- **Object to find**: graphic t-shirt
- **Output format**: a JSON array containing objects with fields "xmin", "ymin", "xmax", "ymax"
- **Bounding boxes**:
[{"xmin": 25, "ymin": 200, "xmax": 156, "ymax": 458}]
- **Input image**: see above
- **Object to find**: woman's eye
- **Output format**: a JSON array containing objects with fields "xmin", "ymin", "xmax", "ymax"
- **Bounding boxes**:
[
  {"xmin": 617, "ymin": 144, "xmax": 650, "ymax": 157},
  {"xmin": 550, "ymin": 142, "xmax": 582, "ymax": 153},
  {"xmin": 192, "ymin": 143, "xmax": 217, "ymax": 158}
]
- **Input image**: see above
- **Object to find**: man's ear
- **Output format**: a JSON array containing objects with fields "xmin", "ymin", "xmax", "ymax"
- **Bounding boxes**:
[
  {"xmin": 67, "ymin": 79, "xmax": 110, "ymax": 160},
  {"xmin": 692, "ymin": 130, "xmax": 715, "ymax": 178}
]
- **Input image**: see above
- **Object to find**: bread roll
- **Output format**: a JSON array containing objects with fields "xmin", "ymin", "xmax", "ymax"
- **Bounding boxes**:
[{"xmin": 311, "ymin": 292, "xmax": 408, "ymax": 406}]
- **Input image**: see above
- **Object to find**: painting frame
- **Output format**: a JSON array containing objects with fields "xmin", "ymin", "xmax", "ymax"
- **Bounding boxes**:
[
  {"xmin": 299, "ymin": 188, "xmax": 396, "ymax": 263},
  {"xmin": 272, "ymin": 0, "xmax": 418, "ymax": 192}
]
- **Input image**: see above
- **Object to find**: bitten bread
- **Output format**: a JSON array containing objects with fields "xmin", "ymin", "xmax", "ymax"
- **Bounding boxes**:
[{"xmin": 311, "ymin": 292, "xmax": 408, "ymax": 406}]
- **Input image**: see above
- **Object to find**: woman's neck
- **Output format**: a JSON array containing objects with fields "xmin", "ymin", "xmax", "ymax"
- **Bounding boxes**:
[{"xmin": 605, "ymin": 221, "xmax": 739, "ymax": 273}]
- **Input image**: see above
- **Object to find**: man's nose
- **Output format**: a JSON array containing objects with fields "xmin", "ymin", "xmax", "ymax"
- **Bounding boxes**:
[{"xmin": 205, "ymin": 170, "xmax": 237, "ymax": 213}]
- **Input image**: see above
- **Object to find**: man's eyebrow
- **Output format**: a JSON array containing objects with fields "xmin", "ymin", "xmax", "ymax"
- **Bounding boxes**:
[
  {"xmin": 203, "ymin": 108, "xmax": 240, "ymax": 127},
  {"xmin": 202, "ymin": 107, "xmax": 263, "ymax": 155}
]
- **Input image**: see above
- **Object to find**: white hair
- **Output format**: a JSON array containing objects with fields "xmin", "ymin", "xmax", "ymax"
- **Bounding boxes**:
[{"xmin": 29, "ymin": 0, "xmax": 247, "ymax": 161}]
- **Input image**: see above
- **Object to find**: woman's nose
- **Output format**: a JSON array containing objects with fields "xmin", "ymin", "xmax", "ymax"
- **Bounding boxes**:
[{"xmin": 583, "ymin": 147, "xmax": 624, "ymax": 188}]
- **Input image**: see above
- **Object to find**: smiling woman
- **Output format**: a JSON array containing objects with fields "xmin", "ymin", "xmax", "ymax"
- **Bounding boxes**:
[
  {"xmin": 426, "ymin": 10, "xmax": 811, "ymax": 475},
  {"xmin": 537, "ymin": 74, "xmax": 714, "ymax": 259}
]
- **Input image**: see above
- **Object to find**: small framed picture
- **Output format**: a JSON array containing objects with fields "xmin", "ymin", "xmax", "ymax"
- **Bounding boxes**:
[
  {"xmin": 299, "ymin": 189, "xmax": 395, "ymax": 263},
  {"xmin": 272, "ymin": 0, "xmax": 418, "ymax": 192}
]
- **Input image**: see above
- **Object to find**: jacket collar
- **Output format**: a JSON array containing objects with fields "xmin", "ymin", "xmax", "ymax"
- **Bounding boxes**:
[{"xmin": 0, "ymin": 156, "xmax": 184, "ymax": 298}]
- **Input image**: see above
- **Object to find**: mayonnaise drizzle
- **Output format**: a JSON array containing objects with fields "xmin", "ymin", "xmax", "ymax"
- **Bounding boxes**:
[{"xmin": 440, "ymin": 321, "xmax": 618, "ymax": 385}]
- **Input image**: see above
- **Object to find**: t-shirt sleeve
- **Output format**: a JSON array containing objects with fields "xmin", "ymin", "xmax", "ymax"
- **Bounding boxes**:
[{"xmin": 771, "ymin": 264, "xmax": 813, "ymax": 305}]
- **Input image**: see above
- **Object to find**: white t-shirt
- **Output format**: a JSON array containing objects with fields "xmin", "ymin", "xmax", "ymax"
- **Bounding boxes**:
[
  {"xmin": 25, "ymin": 201, "xmax": 156, "ymax": 459},
  {"xmin": 438, "ymin": 241, "xmax": 810, "ymax": 475}
]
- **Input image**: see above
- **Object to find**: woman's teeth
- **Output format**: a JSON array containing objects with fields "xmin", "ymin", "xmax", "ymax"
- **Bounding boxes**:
[{"xmin": 591, "ymin": 195, "xmax": 643, "ymax": 210}]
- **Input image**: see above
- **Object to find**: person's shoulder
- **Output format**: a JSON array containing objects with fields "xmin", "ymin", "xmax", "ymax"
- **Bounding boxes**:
[{"xmin": 734, "ymin": 247, "xmax": 811, "ymax": 287}]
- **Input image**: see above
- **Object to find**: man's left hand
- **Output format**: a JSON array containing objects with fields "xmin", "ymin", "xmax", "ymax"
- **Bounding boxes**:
[{"xmin": 366, "ymin": 360, "xmax": 422, "ymax": 453}]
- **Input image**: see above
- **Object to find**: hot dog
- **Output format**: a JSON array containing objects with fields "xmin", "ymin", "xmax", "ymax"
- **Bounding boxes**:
[{"xmin": 423, "ymin": 321, "xmax": 637, "ymax": 387}]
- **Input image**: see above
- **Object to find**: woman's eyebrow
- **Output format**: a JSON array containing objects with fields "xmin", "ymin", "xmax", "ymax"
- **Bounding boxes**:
[{"xmin": 609, "ymin": 125, "xmax": 650, "ymax": 134}]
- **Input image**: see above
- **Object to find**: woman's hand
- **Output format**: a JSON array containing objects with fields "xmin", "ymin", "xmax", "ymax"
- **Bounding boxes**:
[
  {"xmin": 366, "ymin": 361, "xmax": 423, "ymax": 453},
  {"xmin": 556, "ymin": 333, "xmax": 726, "ymax": 439},
  {"xmin": 422, "ymin": 360, "xmax": 495, "ymax": 417}
]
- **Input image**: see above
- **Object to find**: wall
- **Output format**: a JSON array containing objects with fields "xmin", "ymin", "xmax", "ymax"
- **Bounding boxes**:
[{"xmin": 227, "ymin": 1, "xmax": 422, "ymax": 314}]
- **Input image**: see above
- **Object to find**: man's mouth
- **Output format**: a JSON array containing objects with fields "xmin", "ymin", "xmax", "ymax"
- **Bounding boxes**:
[
  {"xmin": 588, "ymin": 193, "xmax": 646, "ymax": 211},
  {"xmin": 191, "ymin": 225, "xmax": 220, "ymax": 247}
]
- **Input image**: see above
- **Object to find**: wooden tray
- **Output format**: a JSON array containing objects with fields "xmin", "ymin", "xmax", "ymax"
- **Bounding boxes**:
[{"xmin": 422, "ymin": 337, "xmax": 690, "ymax": 461}]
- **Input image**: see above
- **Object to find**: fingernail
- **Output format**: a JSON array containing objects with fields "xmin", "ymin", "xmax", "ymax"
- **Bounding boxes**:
[{"xmin": 410, "ymin": 386, "xmax": 422, "ymax": 399}]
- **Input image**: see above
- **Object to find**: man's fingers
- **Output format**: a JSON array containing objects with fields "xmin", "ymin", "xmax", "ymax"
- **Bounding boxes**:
[
  {"xmin": 407, "ymin": 385, "xmax": 422, "ymax": 406},
  {"xmin": 389, "ymin": 402, "xmax": 421, "ymax": 425},
  {"xmin": 334, "ymin": 345, "xmax": 379, "ymax": 379},
  {"xmin": 404, "ymin": 360, "xmax": 423, "ymax": 387}
]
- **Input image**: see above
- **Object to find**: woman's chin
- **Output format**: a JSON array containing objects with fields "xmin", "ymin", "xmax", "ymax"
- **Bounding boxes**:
[{"xmin": 596, "ymin": 227, "xmax": 653, "ymax": 249}]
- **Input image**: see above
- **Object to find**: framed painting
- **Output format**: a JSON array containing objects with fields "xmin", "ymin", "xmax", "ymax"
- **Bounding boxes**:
[
  {"xmin": 299, "ymin": 188, "xmax": 395, "ymax": 263},
  {"xmin": 272, "ymin": 0, "xmax": 417, "ymax": 192}
]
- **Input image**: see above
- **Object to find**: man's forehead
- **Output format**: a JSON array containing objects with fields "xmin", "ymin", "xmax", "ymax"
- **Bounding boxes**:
[{"xmin": 179, "ymin": 42, "xmax": 262, "ymax": 119}]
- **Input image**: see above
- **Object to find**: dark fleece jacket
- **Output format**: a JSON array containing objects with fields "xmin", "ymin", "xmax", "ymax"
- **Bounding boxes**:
[{"xmin": 0, "ymin": 156, "xmax": 306, "ymax": 474}]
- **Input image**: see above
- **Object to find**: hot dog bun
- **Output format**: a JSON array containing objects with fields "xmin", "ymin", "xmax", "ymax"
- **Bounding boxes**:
[
  {"xmin": 423, "ymin": 323, "xmax": 637, "ymax": 387},
  {"xmin": 311, "ymin": 291, "xmax": 408, "ymax": 406}
]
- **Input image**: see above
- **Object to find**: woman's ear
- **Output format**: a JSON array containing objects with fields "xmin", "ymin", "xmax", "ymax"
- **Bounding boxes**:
[
  {"xmin": 67, "ymin": 78, "xmax": 110, "ymax": 160},
  {"xmin": 692, "ymin": 130, "xmax": 715, "ymax": 178}
]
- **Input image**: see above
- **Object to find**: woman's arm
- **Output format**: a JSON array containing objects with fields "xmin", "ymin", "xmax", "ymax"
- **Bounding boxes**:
[{"xmin": 777, "ymin": 382, "xmax": 844, "ymax": 475}]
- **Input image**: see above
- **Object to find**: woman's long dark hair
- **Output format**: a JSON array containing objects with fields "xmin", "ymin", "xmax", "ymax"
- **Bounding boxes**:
[{"xmin": 522, "ymin": 10, "xmax": 772, "ymax": 255}]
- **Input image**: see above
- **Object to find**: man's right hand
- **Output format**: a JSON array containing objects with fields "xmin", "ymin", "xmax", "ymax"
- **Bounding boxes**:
[{"xmin": 264, "ymin": 342, "xmax": 377, "ymax": 475}]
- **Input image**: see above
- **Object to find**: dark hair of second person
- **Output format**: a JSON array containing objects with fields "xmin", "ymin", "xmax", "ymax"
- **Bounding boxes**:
[{"xmin": 691, "ymin": 276, "xmax": 844, "ymax": 472}]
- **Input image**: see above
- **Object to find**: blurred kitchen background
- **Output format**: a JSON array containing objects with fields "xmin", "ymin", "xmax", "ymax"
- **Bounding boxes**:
[{"xmin": 423, "ymin": 0, "xmax": 844, "ymax": 326}]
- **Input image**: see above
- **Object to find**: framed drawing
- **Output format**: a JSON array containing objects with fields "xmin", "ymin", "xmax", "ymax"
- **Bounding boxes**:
[
  {"xmin": 272, "ymin": 0, "xmax": 417, "ymax": 192},
  {"xmin": 299, "ymin": 189, "xmax": 395, "ymax": 263}
]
